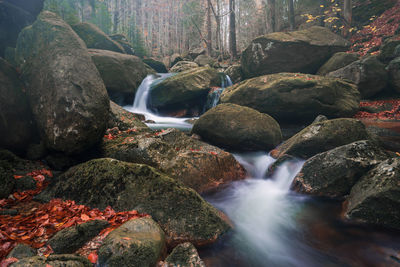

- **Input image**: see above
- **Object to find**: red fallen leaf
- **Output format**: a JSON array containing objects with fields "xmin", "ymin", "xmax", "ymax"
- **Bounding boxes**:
[
  {"xmin": 122, "ymin": 237, "xmax": 131, "ymax": 240},
  {"xmin": 0, "ymin": 257, "xmax": 19, "ymax": 267},
  {"xmin": 88, "ymin": 252, "xmax": 98, "ymax": 264},
  {"xmin": 81, "ymin": 214, "xmax": 90, "ymax": 221},
  {"xmin": 209, "ymin": 151, "xmax": 218, "ymax": 156},
  {"xmin": 13, "ymin": 175, "xmax": 23, "ymax": 179},
  {"xmin": 34, "ymin": 175, "xmax": 45, "ymax": 182},
  {"xmin": 46, "ymin": 264, "xmax": 53, "ymax": 267},
  {"xmin": 36, "ymin": 227, "xmax": 45, "ymax": 237}
]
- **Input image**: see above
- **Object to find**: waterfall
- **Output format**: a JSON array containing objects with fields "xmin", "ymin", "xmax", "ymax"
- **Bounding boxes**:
[{"xmin": 204, "ymin": 75, "xmax": 233, "ymax": 112}]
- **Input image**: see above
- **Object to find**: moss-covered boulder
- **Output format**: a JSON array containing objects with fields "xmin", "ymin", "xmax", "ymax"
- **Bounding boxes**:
[
  {"xmin": 194, "ymin": 55, "xmax": 217, "ymax": 67},
  {"xmin": 241, "ymin": 26, "xmax": 350, "ymax": 78},
  {"xmin": 9, "ymin": 254, "xmax": 92, "ymax": 267},
  {"xmin": 0, "ymin": 58, "xmax": 36, "ymax": 153},
  {"xmin": 72, "ymin": 22, "xmax": 125, "ymax": 53},
  {"xmin": 378, "ymin": 38, "xmax": 400, "ymax": 63},
  {"xmin": 149, "ymin": 67, "xmax": 222, "ymax": 115},
  {"xmin": 224, "ymin": 64, "xmax": 243, "ymax": 84},
  {"xmin": 89, "ymin": 49, "xmax": 148, "ymax": 105},
  {"xmin": 109, "ymin": 34, "xmax": 135, "ymax": 55},
  {"xmin": 272, "ymin": 119, "xmax": 371, "ymax": 159},
  {"xmin": 38, "ymin": 158, "xmax": 231, "ymax": 246},
  {"xmin": 7, "ymin": 244, "xmax": 36, "ymax": 260},
  {"xmin": 192, "ymin": 104, "xmax": 282, "ymax": 151},
  {"xmin": 220, "ymin": 73, "xmax": 360, "ymax": 123},
  {"xmin": 327, "ymin": 56, "xmax": 388, "ymax": 99},
  {"xmin": 108, "ymin": 101, "xmax": 148, "ymax": 131},
  {"xmin": 345, "ymin": 157, "xmax": 400, "ymax": 230},
  {"xmin": 47, "ymin": 220, "xmax": 109, "ymax": 254},
  {"xmin": 143, "ymin": 58, "xmax": 168, "ymax": 73},
  {"xmin": 317, "ymin": 52, "xmax": 359, "ymax": 75},
  {"xmin": 101, "ymin": 128, "xmax": 245, "ymax": 194},
  {"xmin": 388, "ymin": 57, "xmax": 400, "ymax": 93},
  {"xmin": 292, "ymin": 141, "xmax": 391, "ymax": 198},
  {"xmin": 98, "ymin": 218, "xmax": 165, "ymax": 267},
  {"xmin": 15, "ymin": 12, "xmax": 110, "ymax": 155},
  {"xmin": 0, "ymin": 158, "xmax": 15, "ymax": 199},
  {"xmin": 170, "ymin": 61, "xmax": 199, "ymax": 73},
  {"xmin": 163, "ymin": 242, "xmax": 206, "ymax": 267}
]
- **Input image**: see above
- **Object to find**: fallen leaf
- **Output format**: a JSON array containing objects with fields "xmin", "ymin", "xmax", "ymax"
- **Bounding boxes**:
[
  {"xmin": 88, "ymin": 252, "xmax": 98, "ymax": 264},
  {"xmin": 0, "ymin": 257, "xmax": 18, "ymax": 267}
]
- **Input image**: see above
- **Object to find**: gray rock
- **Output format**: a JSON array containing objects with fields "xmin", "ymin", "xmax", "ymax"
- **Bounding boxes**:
[
  {"xmin": 317, "ymin": 52, "xmax": 359, "ymax": 75},
  {"xmin": 387, "ymin": 57, "xmax": 400, "ymax": 93},
  {"xmin": 10, "ymin": 254, "xmax": 92, "ymax": 267},
  {"xmin": 164, "ymin": 242, "xmax": 206, "ymax": 267},
  {"xmin": 170, "ymin": 61, "xmax": 199, "ymax": 73},
  {"xmin": 7, "ymin": 244, "xmax": 36, "ymax": 259}
]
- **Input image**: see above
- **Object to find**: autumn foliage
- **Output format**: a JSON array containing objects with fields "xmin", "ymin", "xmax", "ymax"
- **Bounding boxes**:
[{"xmin": 355, "ymin": 100, "xmax": 400, "ymax": 120}]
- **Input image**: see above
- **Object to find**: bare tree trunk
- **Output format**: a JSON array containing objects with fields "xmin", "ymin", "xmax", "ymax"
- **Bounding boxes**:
[
  {"xmin": 344, "ymin": 0, "xmax": 352, "ymax": 25},
  {"xmin": 207, "ymin": 0, "xmax": 212, "ymax": 56},
  {"xmin": 269, "ymin": 0, "xmax": 276, "ymax": 32},
  {"xmin": 229, "ymin": 0, "xmax": 237, "ymax": 60},
  {"xmin": 288, "ymin": 0, "xmax": 295, "ymax": 30}
]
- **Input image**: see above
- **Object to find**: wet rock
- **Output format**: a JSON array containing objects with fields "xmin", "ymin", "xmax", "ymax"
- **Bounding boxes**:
[
  {"xmin": 109, "ymin": 34, "xmax": 135, "ymax": 55},
  {"xmin": 163, "ymin": 242, "xmax": 205, "ymax": 267},
  {"xmin": 272, "ymin": 119, "xmax": 371, "ymax": 159},
  {"xmin": 38, "ymin": 159, "xmax": 231, "ymax": 246},
  {"xmin": 98, "ymin": 218, "xmax": 165, "ymax": 267},
  {"xmin": 15, "ymin": 12, "xmax": 110, "ymax": 155},
  {"xmin": 345, "ymin": 157, "xmax": 400, "ymax": 230},
  {"xmin": 89, "ymin": 49, "xmax": 148, "ymax": 106},
  {"xmin": 220, "ymin": 73, "xmax": 360, "ymax": 123},
  {"xmin": 108, "ymin": 101, "xmax": 148, "ymax": 131},
  {"xmin": 387, "ymin": 57, "xmax": 400, "ymax": 93},
  {"xmin": 150, "ymin": 67, "xmax": 222, "ymax": 115},
  {"xmin": 143, "ymin": 58, "xmax": 168, "ymax": 73},
  {"xmin": 317, "ymin": 52, "xmax": 359, "ymax": 75},
  {"xmin": 241, "ymin": 26, "xmax": 350, "ymax": 78},
  {"xmin": 101, "ymin": 128, "xmax": 246, "ymax": 194},
  {"xmin": 47, "ymin": 220, "xmax": 109, "ymax": 254},
  {"xmin": 292, "ymin": 141, "xmax": 391, "ymax": 198},
  {"xmin": 10, "ymin": 254, "xmax": 92, "ymax": 267},
  {"xmin": 170, "ymin": 61, "xmax": 199, "ymax": 73},
  {"xmin": 224, "ymin": 64, "xmax": 243, "ymax": 84},
  {"xmin": 7, "ymin": 244, "xmax": 36, "ymax": 259},
  {"xmin": 192, "ymin": 103, "xmax": 282, "ymax": 151},
  {"xmin": 72, "ymin": 22, "xmax": 125, "ymax": 53},
  {"xmin": 0, "ymin": 58, "xmax": 36, "ymax": 153},
  {"xmin": 327, "ymin": 56, "xmax": 388, "ymax": 99}
]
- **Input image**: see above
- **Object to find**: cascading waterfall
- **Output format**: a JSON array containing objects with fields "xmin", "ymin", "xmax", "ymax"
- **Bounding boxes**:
[{"xmin": 204, "ymin": 75, "xmax": 233, "ymax": 112}]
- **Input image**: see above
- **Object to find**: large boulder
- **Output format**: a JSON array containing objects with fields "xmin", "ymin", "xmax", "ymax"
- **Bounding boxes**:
[
  {"xmin": 224, "ymin": 64, "xmax": 243, "ymax": 84},
  {"xmin": 143, "ymin": 58, "xmax": 168, "ymax": 73},
  {"xmin": 194, "ymin": 55, "xmax": 217, "ymax": 67},
  {"xmin": 101, "ymin": 128, "xmax": 245, "ymax": 194},
  {"xmin": 98, "ymin": 218, "xmax": 165, "ymax": 267},
  {"xmin": 109, "ymin": 34, "xmax": 135, "ymax": 55},
  {"xmin": 187, "ymin": 47, "xmax": 206, "ymax": 60},
  {"xmin": 192, "ymin": 103, "xmax": 282, "ymax": 151},
  {"xmin": 163, "ymin": 242, "xmax": 206, "ymax": 267},
  {"xmin": 378, "ymin": 38, "xmax": 400, "ymax": 63},
  {"xmin": 15, "ymin": 12, "xmax": 110, "ymax": 155},
  {"xmin": 38, "ymin": 159, "xmax": 231, "ymax": 246},
  {"xmin": 317, "ymin": 52, "xmax": 359, "ymax": 75},
  {"xmin": 0, "ymin": 153, "xmax": 15, "ymax": 199},
  {"xmin": 220, "ymin": 73, "xmax": 360, "ymax": 123},
  {"xmin": 292, "ymin": 141, "xmax": 391, "ymax": 198},
  {"xmin": 71, "ymin": 22, "xmax": 125, "ymax": 53},
  {"xmin": 241, "ymin": 26, "xmax": 350, "ymax": 78},
  {"xmin": 0, "ymin": 58, "xmax": 36, "ymax": 153},
  {"xmin": 89, "ymin": 49, "xmax": 148, "ymax": 105},
  {"xmin": 271, "ymin": 119, "xmax": 371, "ymax": 159},
  {"xmin": 387, "ymin": 57, "xmax": 400, "ymax": 93},
  {"xmin": 170, "ymin": 53, "xmax": 183, "ymax": 68},
  {"xmin": 0, "ymin": 0, "xmax": 43, "ymax": 57},
  {"xmin": 9, "ymin": 254, "xmax": 92, "ymax": 267},
  {"xmin": 108, "ymin": 101, "xmax": 148, "ymax": 131},
  {"xmin": 170, "ymin": 61, "xmax": 199, "ymax": 73},
  {"xmin": 345, "ymin": 157, "xmax": 400, "ymax": 230},
  {"xmin": 327, "ymin": 56, "xmax": 388, "ymax": 99},
  {"xmin": 150, "ymin": 67, "xmax": 222, "ymax": 115}
]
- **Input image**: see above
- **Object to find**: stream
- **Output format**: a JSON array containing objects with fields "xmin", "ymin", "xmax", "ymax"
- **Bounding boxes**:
[{"xmin": 124, "ymin": 74, "xmax": 400, "ymax": 267}]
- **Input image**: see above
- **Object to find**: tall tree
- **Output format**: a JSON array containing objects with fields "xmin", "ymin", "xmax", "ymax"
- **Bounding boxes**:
[
  {"xmin": 206, "ymin": 0, "xmax": 212, "ymax": 55},
  {"xmin": 288, "ymin": 0, "xmax": 295, "ymax": 30},
  {"xmin": 268, "ymin": 0, "xmax": 276, "ymax": 32},
  {"xmin": 344, "ymin": 0, "xmax": 352, "ymax": 25},
  {"xmin": 229, "ymin": 0, "xmax": 237, "ymax": 60}
]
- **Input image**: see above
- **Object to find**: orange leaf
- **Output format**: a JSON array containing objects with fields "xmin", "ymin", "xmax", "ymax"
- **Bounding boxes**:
[
  {"xmin": 13, "ymin": 175, "xmax": 23, "ymax": 179},
  {"xmin": 0, "ymin": 257, "xmax": 19, "ymax": 267},
  {"xmin": 46, "ymin": 264, "xmax": 53, "ymax": 267},
  {"xmin": 88, "ymin": 252, "xmax": 98, "ymax": 264},
  {"xmin": 122, "ymin": 237, "xmax": 131, "ymax": 240},
  {"xmin": 81, "ymin": 214, "xmax": 90, "ymax": 221}
]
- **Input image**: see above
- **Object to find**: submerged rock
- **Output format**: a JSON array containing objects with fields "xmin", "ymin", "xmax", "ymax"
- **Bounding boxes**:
[
  {"xmin": 272, "ymin": 119, "xmax": 371, "ymax": 159},
  {"xmin": 192, "ymin": 103, "xmax": 282, "ymax": 151},
  {"xmin": 328, "ymin": 56, "xmax": 388, "ymax": 99},
  {"xmin": 38, "ymin": 158, "xmax": 231, "ymax": 246},
  {"xmin": 98, "ymin": 218, "xmax": 165, "ymax": 267},
  {"xmin": 102, "ymin": 128, "xmax": 245, "ymax": 193},
  {"xmin": 317, "ymin": 52, "xmax": 359, "ymax": 75},
  {"xmin": 170, "ymin": 61, "xmax": 199, "ymax": 73},
  {"xmin": 72, "ymin": 22, "xmax": 125, "ymax": 53},
  {"xmin": 163, "ymin": 242, "xmax": 206, "ymax": 267},
  {"xmin": 89, "ymin": 49, "xmax": 148, "ymax": 105},
  {"xmin": 345, "ymin": 157, "xmax": 400, "ymax": 230},
  {"xmin": 15, "ymin": 11, "xmax": 110, "ymax": 155},
  {"xmin": 9, "ymin": 254, "xmax": 92, "ymax": 267},
  {"xmin": 0, "ymin": 58, "xmax": 36, "ymax": 153},
  {"xmin": 292, "ymin": 141, "xmax": 391, "ymax": 198},
  {"xmin": 220, "ymin": 73, "xmax": 360, "ymax": 123},
  {"xmin": 241, "ymin": 26, "xmax": 349, "ymax": 78}
]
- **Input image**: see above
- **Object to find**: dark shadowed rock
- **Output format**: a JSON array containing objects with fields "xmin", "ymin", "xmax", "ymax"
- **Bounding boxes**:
[
  {"xmin": 38, "ymin": 159, "xmax": 231, "ymax": 246},
  {"xmin": 192, "ymin": 103, "xmax": 282, "ymax": 151},
  {"xmin": 10, "ymin": 254, "xmax": 92, "ymax": 267},
  {"xmin": 188, "ymin": 47, "xmax": 206, "ymax": 60},
  {"xmin": 109, "ymin": 34, "xmax": 135, "ymax": 55},
  {"xmin": 15, "ymin": 12, "xmax": 110, "ymax": 155},
  {"xmin": 3, "ymin": 0, "xmax": 44, "ymax": 17},
  {"xmin": 98, "ymin": 218, "xmax": 165, "ymax": 267},
  {"xmin": 317, "ymin": 52, "xmax": 359, "ymax": 75},
  {"xmin": 7, "ymin": 243, "xmax": 36, "ymax": 260},
  {"xmin": 378, "ymin": 38, "xmax": 400, "ymax": 63},
  {"xmin": 220, "ymin": 73, "xmax": 360, "ymax": 123},
  {"xmin": 47, "ymin": 220, "xmax": 109, "ymax": 254},
  {"xmin": 0, "ymin": 58, "xmax": 36, "ymax": 153},
  {"xmin": 345, "ymin": 157, "xmax": 400, "ymax": 230},
  {"xmin": 327, "ymin": 56, "xmax": 388, "ymax": 99},
  {"xmin": 241, "ymin": 26, "xmax": 350, "ymax": 78},
  {"xmin": 163, "ymin": 242, "xmax": 206, "ymax": 267},
  {"xmin": 170, "ymin": 53, "xmax": 183, "ymax": 68},
  {"xmin": 292, "ymin": 141, "xmax": 391, "ymax": 198},
  {"xmin": 72, "ymin": 22, "xmax": 125, "ymax": 53},
  {"xmin": 89, "ymin": 49, "xmax": 148, "ymax": 105},
  {"xmin": 272, "ymin": 119, "xmax": 371, "ymax": 159},
  {"xmin": 170, "ymin": 61, "xmax": 199, "ymax": 73},
  {"xmin": 388, "ymin": 57, "xmax": 400, "ymax": 93},
  {"xmin": 143, "ymin": 58, "xmax": 168, "ymax": 73}
]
